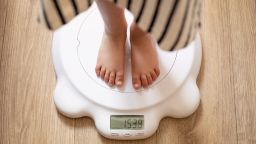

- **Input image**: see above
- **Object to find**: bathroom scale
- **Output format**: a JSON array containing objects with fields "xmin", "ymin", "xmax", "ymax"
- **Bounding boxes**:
[{"xmin": 52, "ymin": 3, "xmax": 202, "ymax": 140}]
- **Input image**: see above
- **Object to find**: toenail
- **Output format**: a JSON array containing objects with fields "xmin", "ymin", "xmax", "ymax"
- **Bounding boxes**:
[
  {"xmin": 134, "ymin": 83, "xmax": 139, "ymax": 88},
  {"xmin": 117, "ymin": 81, "xmax": 122, "ymax": 85}
]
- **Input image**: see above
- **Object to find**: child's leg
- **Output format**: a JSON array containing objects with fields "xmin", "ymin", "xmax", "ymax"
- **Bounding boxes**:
[
  {"xmin": 96, "ymin": 0, "xmax": 127, "ymax": 36},
  {"xmin": 95, "ymin": 0, "xmax": 160, "ymax": 89},
  {"xmin": 96, "ymin": 0, "xmax": 160, "ymax": 89},
  {"xmin": 95, "ymin": 0, "xmax": 127, "ymax": 87},
  {"xmin": 130, "ymin": 22, "xmax": 160, "ymax": 89}
]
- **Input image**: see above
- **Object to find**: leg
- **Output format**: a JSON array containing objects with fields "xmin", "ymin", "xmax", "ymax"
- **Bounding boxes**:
[
  {"xmin": 130, "ymin": 22, "xmax": 160, "ymax": 89},
  {"xmin": 95, "ymin": 0, "xmax": 127, "ymax": 87}
]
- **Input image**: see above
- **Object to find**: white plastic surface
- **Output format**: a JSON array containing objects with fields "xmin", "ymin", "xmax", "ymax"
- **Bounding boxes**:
[{"xmin": 52, "ymin": 3, "xmax": 202, "ymax": 140}]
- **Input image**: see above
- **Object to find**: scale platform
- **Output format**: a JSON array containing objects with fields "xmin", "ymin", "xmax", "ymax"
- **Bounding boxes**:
[{"xmin": 52, "ymin": 3, "xmax": 202, "ymax": 140}]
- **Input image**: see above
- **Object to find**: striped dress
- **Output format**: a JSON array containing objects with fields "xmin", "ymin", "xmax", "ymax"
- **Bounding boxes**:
[{"xmin": 39, "ymin": 0, "xmax": 202, "ymax": 51}]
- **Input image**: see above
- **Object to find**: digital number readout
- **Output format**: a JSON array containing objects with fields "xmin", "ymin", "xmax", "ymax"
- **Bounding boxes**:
[{"xmin": 110, "ymin": 115, "xmax": 144, "ymax": 130}]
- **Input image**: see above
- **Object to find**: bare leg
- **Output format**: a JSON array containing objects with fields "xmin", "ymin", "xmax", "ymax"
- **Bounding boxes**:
[
  {"xmin": 130, "ymin": 22, "xmax": 160, "ymax": 89},
  {"xmin": 95, "ymin": 0, "xmax": 127, "ymax": 87}
]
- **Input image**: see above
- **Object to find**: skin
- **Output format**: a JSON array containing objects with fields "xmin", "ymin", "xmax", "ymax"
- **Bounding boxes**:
[
  {"xmin": 130, "ymin": 22, "xmax": 160, "ymax": 89},
  {"xmin": 95, "ymin": 0, "xmax": 160, "ymax": 89}
]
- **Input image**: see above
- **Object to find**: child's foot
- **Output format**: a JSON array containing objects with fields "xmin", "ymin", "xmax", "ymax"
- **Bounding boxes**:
[
  {"xmin": 130, "ymin": 22, "xmax": 160, "ymax": 89},
  {"xmin": 95, "ymin": 27, "xmax": 126, "ymax": 87}
]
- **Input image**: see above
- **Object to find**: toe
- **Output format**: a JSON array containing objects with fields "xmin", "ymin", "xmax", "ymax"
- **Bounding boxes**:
[
  {"xmin": 115, "ymin": 71, "xmax": 124, "ymax": 87},
  {"xmin": 104, "ymin": 71, "xmax": 110, "ymax": 83},
  {"xmin": 150, "ymin": 71, "xmax": 157, "ymax": 81},
  {"xmin": 100, "ymin": 67, "xmax": 106, "ymax": 79},
  {"xmin": 154, "ymin": 67, "xmax": 160, "ymax": 76},
  {"xmin": 132, "ymin": 75, "xmax": 141, "ymax": 89},
  {"xmin": 108, "ymin": 72, "xmax": 116, "ymax": 86},
  {"xmin": 95, "ymin": 65, "xmax": 101, "ymax": 76},
  {"xmin": 146, "ymin": 74, "xmax": 153, "ymax": 85},
  {"xmin": 141, "ymin": 74, "xmax": 148, "ymax": 88}
]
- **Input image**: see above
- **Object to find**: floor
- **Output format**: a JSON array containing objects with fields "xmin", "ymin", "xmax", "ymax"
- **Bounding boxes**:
[{"xmin": 0, "ymin": 0, "xmax": 256, "ymax": 144}]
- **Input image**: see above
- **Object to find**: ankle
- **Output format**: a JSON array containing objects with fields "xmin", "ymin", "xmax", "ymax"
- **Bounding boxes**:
[
  {"xmin": 104, "ymin": 21, "xmax": 127, "ymax": 37},
  {"xmin": 130, "ymin": 22, "xmax": 149, "ymax": 42},
  {"xmin": 131, "ymin": 22, "xmax": 148, "ymax": 36}
]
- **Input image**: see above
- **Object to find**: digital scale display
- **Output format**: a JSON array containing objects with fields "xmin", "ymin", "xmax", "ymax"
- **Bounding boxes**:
[{"xmin": 110, "ymin": 115, "xmax": 144, "ymax": 130}]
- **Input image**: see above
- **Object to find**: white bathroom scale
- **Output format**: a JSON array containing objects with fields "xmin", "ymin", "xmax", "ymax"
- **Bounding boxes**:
[{"xmin": 52, "ymin": 3, "xmax": 202, "ymax": 140}]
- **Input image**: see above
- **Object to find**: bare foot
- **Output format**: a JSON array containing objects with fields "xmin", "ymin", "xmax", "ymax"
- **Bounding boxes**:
[
  {"xmin": 95, "ymin": 28, "xmax": 126, "ymax": 87},
  {"xmin": 130, "ymin": 22, "xmax": 160, "ymax": 89}
]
